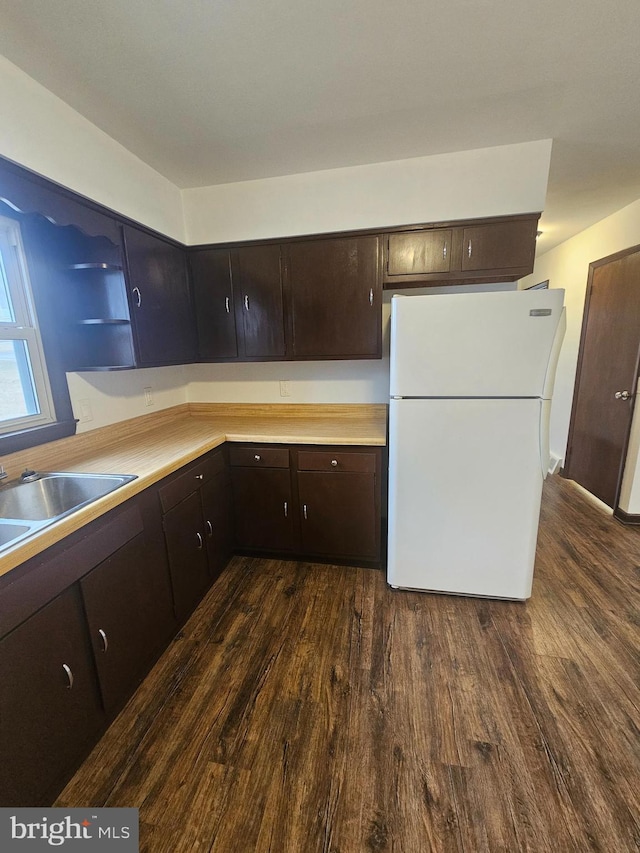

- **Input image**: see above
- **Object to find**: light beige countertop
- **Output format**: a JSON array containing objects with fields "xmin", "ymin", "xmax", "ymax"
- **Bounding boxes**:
[{"xmin": 0, "ymin": 403, "xmax": 387, "ymax": 577}]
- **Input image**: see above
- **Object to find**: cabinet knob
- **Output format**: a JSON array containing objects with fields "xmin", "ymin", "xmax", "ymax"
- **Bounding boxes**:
[
  {"xmin": 196, "ymin": 532, "xmax": 203, "ymax": 550},
  {"xmin": 132, "ymin": 286, "xmax": 142, "ymax": 308},
  {"xmin": 195, "ymin": 473, "xmax": 204, "ymax": 480},
  {"xmin": 62, "ymin": 663, "xmax": 74, "ymax": 690},
  {"xmin": 615, "ymin": 390, "xmax": 631, "ymax": 400},
  {"xmin": 331, "ymin": 459, "xmax": 338, "ymax": 467},
  {"xmin": 98, "ymin": 628, "xmax": 109, "ymax": 653},
  {"xmin": 254, "ymin": 454, "xmax": 261, "ymax": 461}
]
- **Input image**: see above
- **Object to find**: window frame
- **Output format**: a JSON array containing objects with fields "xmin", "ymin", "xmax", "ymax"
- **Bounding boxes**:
[
  {"xmin": 0, "ymin": 208, "xmax": 76, "ymax": 456},
  {"xmin": 0, "ymin": 216, "xmax": 57, "ymax": 435}
]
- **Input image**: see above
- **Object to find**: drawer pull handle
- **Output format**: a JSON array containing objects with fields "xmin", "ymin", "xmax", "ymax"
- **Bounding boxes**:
[
  {"xmin": 132, "ymin": 286, "xmax": 142, "ymax": 308},
  {"xmin": 331, "ymin": 459, "xmax": 338, "ymax": 467},
  {"xmin": 369, "ymin": 288, "xmax": 374, "ymax": 306},
  {"xmin": 244, "ymin": 295, "xmax": 250, "ymax": 311},
  {"xmin": 225, "ymin": 296, "xmax": 230, "ymax": 313},
  {"xmin": 303, "ymin": 503, "xmax": 308, "ymax": 520},
  {"xmin": 98, "ymin": 629, "xmax": 108, "ymax": 653},
  {"xmin": 62, "ymin": 663, "xmax": 74, "ymax": 690},
  {"xmin": 196, "ymin": 532, "xmax": 203, "ymax": 550},
  {"xmin": 206, "ymin": 520, "xmax": 213, "ymax": 537},
  {"xmin": 443, "ymin": 243, "xmax": 447, "ymax": 260},
  {"xmin": 254, "ymin": 454, "xmax": 261, "ymax": 461},
  {"xmin": 468, "ymin": 239, "xmax": 473, "ymax": 259},
  {"xmin": 284, "ymin": 501, "xmax": 288, "ymax": 518},
  {"xmin": 195, "ymin": 473, "xmax": 204, "ymax": 480}
]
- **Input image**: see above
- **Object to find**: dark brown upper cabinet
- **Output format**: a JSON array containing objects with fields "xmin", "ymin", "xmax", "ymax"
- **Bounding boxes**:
[
  {"xmin": 190, "ymin": 248, "xmax": 238, "ymax": 359},
  {"xmin": 45, "ymin": 224, "xmax": 136, "ymax": 372},
  {"xmin": 284, "ymin": 235, "xmax": 382, "ymax": 359},
  {"xmin": 387, "ymin": 229, "xmax": 453, "ymax": 277},
  {"xmin": 233, "ymin": 244, "xmax": 286, "ymax": 359},
  {"xmin": 460, "ymin": 219, "xmax": 538, "ymax": 272},
  {"xmin": 123, "ymin": 224, "xmax": 196, "ymax": 366},
  {"xmin": 384, "ymin": 214, "xmax": 539, "ymax": 287}
]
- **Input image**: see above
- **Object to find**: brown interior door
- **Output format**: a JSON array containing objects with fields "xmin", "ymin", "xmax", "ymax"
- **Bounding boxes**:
[{"xmin": 565, "ymin": 245, "xmax": 640, "ymax": 508}]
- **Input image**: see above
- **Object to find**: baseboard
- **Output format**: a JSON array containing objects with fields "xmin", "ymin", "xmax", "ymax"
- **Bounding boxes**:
[{"xmin": 613, "ymin": 507, "xmax": 640, "ymax": 525}]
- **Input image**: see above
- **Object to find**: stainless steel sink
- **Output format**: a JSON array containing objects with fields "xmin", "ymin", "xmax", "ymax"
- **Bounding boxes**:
[
  {"xmin": 0, "ymin": 521, "xmax": 33, "ymax": 548},
  {"xmin": 0, "ymin": 472, "xmax": 137, "ymax": 554}
]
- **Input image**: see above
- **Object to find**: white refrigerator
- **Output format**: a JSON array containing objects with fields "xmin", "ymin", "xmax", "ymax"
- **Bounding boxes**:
[{"xmin": 387, "ymin": 289, "xmax": 566, "ymax": 600}]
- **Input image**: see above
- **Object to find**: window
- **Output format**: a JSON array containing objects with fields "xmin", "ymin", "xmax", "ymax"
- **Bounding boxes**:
[{"xmin": 0, "ymin": 214, "xmax": 56, "ymax": 436}]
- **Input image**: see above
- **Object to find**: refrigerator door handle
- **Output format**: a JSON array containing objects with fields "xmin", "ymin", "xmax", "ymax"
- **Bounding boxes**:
[
  {"xmin": 539, "ymin": 399, "xmax": 552, "ymax": 478},
  {"xmin": 542, "ymin": 307, "xmax": 567, "ymax": 400}
]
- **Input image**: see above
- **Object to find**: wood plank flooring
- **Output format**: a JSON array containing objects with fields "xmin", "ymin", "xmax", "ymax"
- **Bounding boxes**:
[{"xmin": 56, "ymin": 475, "xmax": 640, "ymax": 852}]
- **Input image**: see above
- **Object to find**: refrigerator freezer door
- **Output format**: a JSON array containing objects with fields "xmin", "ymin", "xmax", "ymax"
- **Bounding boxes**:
[
  {"xmin": 390, "ymin": 289, "xmax": 565, "ymax": 399},
  {"xmin": 387, "ymin": 397, "xmax": 545, "ymax": 599}
]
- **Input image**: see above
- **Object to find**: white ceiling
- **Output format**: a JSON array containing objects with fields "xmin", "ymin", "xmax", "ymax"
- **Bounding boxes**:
[{"xmin": 0, "ymin": 0, "xmax": 639, "ymax": 253}]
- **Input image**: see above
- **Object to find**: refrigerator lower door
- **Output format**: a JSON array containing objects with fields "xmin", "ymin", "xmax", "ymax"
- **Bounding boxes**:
[{"xmin": 388, "ymin": 397, "xmax": 545, "ymax": 599}]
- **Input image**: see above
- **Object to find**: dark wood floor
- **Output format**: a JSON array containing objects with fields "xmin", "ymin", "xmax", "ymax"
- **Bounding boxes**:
[{"xmin": 57, "ymin": 475, "xmax": 640, "ymax": 852}]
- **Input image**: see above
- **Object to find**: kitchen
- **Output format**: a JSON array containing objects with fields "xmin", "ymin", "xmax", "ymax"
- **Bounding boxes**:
[{"xmin": 0, "ymin": 2, "xmax": 639, "ymax": 850}]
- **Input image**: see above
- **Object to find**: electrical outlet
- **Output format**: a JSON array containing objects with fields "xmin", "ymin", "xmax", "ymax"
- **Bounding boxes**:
[
  {"xmin": 78, "ymin": 399, "xmax": 93, "ymax": 423},
  {"xmin": 144, "ymin": 386, "xmax": 154, "ymax": 407},
  {"xmin": 279, "ymin": 380, "xmax": 291, "ymax": 397}
]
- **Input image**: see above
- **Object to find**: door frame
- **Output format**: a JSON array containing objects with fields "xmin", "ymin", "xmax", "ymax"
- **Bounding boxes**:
[{"xmin": 564, "ymin": 243, "xmax": 640, "ymax": 518}]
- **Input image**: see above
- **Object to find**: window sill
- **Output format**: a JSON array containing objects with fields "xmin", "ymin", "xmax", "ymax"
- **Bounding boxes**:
[{"xmin": 0, "ymin": 419, "xmax": 77, "ymax": 457}]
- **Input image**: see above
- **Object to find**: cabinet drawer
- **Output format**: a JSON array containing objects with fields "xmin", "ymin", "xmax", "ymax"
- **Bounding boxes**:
[
  {"xmin": 229, "ymin": 446, "xmax": 290, "ymax": 468},
  {"xmin": 159, "ymin": 451, "xmax": 225, "ymax": 513},
  {"xmin": 297, "ymin": 450, "xmax": 376, "ymax": 473}
]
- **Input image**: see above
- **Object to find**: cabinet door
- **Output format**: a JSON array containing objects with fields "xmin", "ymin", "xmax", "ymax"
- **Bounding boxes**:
[
  {"xmin": 191, "ymin": 249, "xmax": 238, "ymax": 359},
  {"xmin": 233, "ymin": 244, "xmax": 286, "ymax": 358},
  {"xmin": 286, "ymin": 236, "xmax": 381, "ymax": 358},
  {"xmin": 298, "ymin": 471, "xmax": 378, "ymax": 559},
  {"xmin": 231, "ymin": 467, "xmax": 294, "ymax": 551},
  {"xmin": 461, "ymin": 219, "xmax": 538, "ymax": 272},
  {"xmin": 81, "ymin": 531, "xmax": 175, "ymax": 712},
  {"xmin": 387, "ymin": 230, "xmax": 452, "ymax": 276},
  {"xmin": 123, "ymin": 225, "xmax": 196, "ymax": 365},
  {"xmin": 163, "ymin": 492, "xmax": 211, "ymax": 621},
  {"xmin": 0, "ymin": 586, "xmax": 104, "ymax": 806},
  {"xmin": 201, "ymin": 472, "xmax": 234, "ymax": 579}
]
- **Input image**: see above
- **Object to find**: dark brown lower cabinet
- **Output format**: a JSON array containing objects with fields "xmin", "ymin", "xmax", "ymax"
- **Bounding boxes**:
[
  {"xmin": 231, "ymin": 467, "xmax": 294, "ymax": 552},
  {"xmin": 81, "ymin": 531, "xmax": 175, "ymax": 712},
  {"xmin": 163, "ymin": 491, "xmax": 211, "ymax": 621},
  {"xmin": 298, "ymin": 471, "xmax": 378, "ymax": 559},
  {"xmin": 159, "ymin": 448, "xmax": 233, "ymax": 619},
  {"xmin": 0, "ymin": 585, "xmax": 104, "ymax": 806},
  {"xmin": 229, "ymin": 443, "xmax": 382, "ymax": 563},
  {"xmin": 296, "ymin": 448, "xmax": 381, "ymax": 561},
  {"xmin": 201, "ymin": 471, "xmax": 235, "ymax": 579}
]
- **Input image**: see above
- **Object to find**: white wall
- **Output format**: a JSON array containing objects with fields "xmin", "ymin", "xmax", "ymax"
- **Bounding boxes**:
[
  {"xmin": 0, "ymin": 56, "xmax": 185, "ymax": 241},
  {"xmin": 520, "ymin": 197, "xmax": 640, "ymax": 513},
  {"xmin": 67, "ymin": 366, "xmax": 189, "ymax": 433},
  {"xmin": 182, "ymin": 140, "xmax": 552, "ymax": 245}
]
